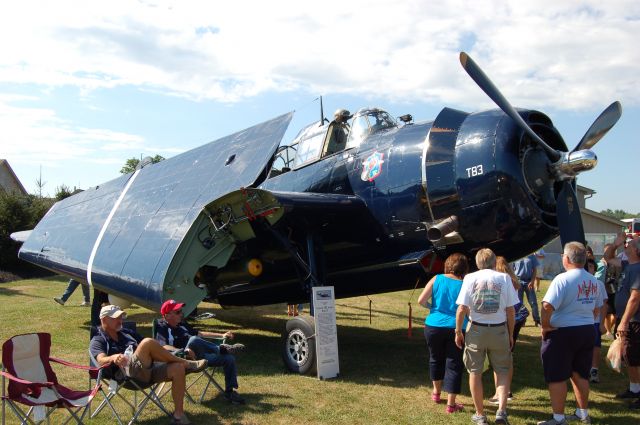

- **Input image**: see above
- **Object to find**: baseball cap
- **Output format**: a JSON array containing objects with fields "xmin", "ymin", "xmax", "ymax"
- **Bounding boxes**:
[
  {"xmin": 99, "ymin": 304, "xmax": 127, "ymax": 319},
  {"xmin": 160, "ymin": 299, "xmax": 185, "ymax": 316}
]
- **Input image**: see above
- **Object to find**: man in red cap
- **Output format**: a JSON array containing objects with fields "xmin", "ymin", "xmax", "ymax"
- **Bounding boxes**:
[{"xmin": 155, "ymin": 299, "xmax": 246, "ymax": 404}]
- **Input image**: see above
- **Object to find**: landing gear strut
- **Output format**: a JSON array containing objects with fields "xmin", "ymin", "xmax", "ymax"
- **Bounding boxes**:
[{"xmin": 279, "ymin": 231, "xmax": 324, "ymax": 375}]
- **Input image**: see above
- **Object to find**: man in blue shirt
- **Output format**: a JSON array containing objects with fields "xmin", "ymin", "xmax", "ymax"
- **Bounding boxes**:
[
  {"xmin": 512, "ymin": 254, "xmax": 541, "ymax": 327},
  {"xmin": 155, "ymin": 300, "xmax": 246, "ymax": 404},
  {"xmin": 537, "ymin": 242, "xmax": 602, "ymax": 425}
]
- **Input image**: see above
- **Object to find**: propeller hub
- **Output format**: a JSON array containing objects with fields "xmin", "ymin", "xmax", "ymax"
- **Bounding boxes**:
[{"xmin": 552, "ymin": 150, "xmax": 598, "ymax": 181}]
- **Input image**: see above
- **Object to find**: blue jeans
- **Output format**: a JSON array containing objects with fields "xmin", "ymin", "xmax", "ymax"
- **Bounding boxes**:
[
  {"xmin": 185, "ymin": 336, "xmax": 238, "ymax": 391},
  {"xmin": 520, "ymin": 284, "xmax": 540, "ymax": 323},
  {"xmin": 61, "ymin": 279, "xmax": 90, "ymax": 303}
]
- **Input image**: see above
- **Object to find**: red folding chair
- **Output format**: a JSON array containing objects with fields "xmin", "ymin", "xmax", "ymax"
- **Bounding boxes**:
[{"xmin": 1, "ymin": 332, "xmax": 103, "ymax": 425}]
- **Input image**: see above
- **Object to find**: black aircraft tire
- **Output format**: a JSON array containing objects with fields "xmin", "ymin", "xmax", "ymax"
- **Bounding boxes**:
[{"xmin": 282, "ymin": 315, "xmax": 316, "ymax": 375}]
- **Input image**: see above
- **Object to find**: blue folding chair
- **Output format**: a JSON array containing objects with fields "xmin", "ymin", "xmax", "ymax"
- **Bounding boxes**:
[{"xmin": 152, "ymin": 318, "xmax": 225, "ymax": 403}]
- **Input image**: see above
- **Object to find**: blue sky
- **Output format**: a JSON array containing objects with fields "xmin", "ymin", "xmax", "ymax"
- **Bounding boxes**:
[{"xmin": 1, "ymin": 0, "xmax": 639, "ymax": 213}]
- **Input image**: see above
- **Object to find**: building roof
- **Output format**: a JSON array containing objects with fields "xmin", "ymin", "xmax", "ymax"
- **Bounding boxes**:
[
  {"xmin": 582, "ymin": 208, "xmax": 625, "ymax": 227},
  {"xmin": 577, "ymin": 185, "xmax": 596, "ymax": 195},
  {"xmin": 0, "ymin": 159, "xmax": 27, "ymax": 195}
]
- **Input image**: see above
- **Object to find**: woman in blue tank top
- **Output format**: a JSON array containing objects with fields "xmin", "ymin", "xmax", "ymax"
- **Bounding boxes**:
[{"xmin": 418, "ymin": 253, "xmax": 468, "ymax": 414}]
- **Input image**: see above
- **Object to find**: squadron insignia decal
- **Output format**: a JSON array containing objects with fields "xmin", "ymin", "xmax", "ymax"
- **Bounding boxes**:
[{"xmin": 361, "ymin": 151, "xmax": 384, "ymax": 182}]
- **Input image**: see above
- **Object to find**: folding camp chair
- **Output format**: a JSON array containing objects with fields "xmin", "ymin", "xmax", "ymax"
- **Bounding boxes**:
[
  {"xmin": 1, "ymin": 332, "xmax": 103, "ymax": 425},
  {"xmin": 88, "ymin": 324, "xmax": 171, "ymax": 425},
  {"xmin": 152, "ymin": 318, "xmax": 225, "ymax": 404}
]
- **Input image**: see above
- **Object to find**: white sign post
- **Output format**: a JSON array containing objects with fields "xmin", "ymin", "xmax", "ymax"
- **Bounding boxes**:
[{"xmin": 312, "ymin": 286, "xmax": 340, "ymax": 380}]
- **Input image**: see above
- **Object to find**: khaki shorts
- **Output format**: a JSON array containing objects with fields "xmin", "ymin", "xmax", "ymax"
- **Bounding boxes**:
[
  {"xmin": 463, "ymin": 323, "xmax": 512, "ymax": 374},
  {"xmin": 128, "ymin": 353, "xmax": 170, "ymax": 384}
]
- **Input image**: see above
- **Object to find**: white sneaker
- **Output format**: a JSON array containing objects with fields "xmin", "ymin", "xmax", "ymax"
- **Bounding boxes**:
[
  {"xmin": 566, "ymin": 413, "xmax": 592, "ymax": 424},
  {"xmin": 220, "ymin": 343, "xmax": 245, "ymax": 354},
  {"xmin": 537, "ymin": 419, "xmax": 566, "ymax": 425},
  {"xmin": 80, "ymin": 301, "xmax": 90, "ymax": 306},
  {"xmin": 53, "ymin": 297, "xmax": 65, "ymax": 306}
]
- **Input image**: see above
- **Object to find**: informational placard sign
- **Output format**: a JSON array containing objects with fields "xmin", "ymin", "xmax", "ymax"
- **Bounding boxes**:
[{"xmin": 312, "ymin": 286, "xmax": 340, "ymax": 380}]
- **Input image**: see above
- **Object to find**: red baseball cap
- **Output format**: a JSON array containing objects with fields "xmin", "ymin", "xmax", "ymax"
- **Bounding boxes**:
[{"xmin": 160, "ymin": 299, "xmax": 185, "ymax": 316}]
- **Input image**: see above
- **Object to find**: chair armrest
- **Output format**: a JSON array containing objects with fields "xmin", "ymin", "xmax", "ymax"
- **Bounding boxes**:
[
  {"xmin": 0, "ymin": 370, "xmax": 54, "ymax": 387},
  {"xmin": 50, "ymin": 356, "xmax": 104, "ymax": 372}
]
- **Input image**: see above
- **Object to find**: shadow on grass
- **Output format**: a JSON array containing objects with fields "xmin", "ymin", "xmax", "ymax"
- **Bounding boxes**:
[
  {"xmin": 335, "ymin": 301, "xmax": 418, "ymax": 322},
  {"xmin": 130, "ymin": 391, "xmax": 297, "ymax": 425},
  {"xmin": 202, "ymin": 391, "xmax": 298, "ymax": 416},
  {"xmin": 0, "ymin": 274, "xmax": 67, "ymax": 299}
]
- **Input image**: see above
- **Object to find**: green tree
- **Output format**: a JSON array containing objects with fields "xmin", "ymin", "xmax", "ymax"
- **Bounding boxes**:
[
  {"xmin": 600, "ymin": 209, "xmax": 637, "ymax": 220},
  {"xmin": 120, "ymin": 154, "xmax": 165, "ymax": 174},
  {"xmin": 54, "ymin": 184, "xmax": 73, "ymax": 201},
  {"xmin": 0, "ymin": 192, "xmax": 53, "ymax": 270}
]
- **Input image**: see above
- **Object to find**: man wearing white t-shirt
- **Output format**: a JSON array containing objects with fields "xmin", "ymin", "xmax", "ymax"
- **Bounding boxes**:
[
  {"xmin": 455, "ymin": 248, "xmax": 518, "ymax": 425},
  {"xmin": 537, "ymin": 242, "xmax": 603, "ymax": 425}
]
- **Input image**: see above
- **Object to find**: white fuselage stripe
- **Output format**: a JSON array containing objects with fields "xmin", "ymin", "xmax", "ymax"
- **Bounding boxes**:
[{"xmin": 86, "ymin": 170, "xmax": 141, "ymax": 286}]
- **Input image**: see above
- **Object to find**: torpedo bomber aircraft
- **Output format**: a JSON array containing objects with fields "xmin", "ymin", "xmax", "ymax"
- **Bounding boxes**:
[{"xmin": 16, "ymin": 52, "xmax": 621, "ymax": 373}]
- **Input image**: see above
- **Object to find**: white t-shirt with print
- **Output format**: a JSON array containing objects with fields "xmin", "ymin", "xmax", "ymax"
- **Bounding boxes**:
[
  {"xmin": 456, "ymin": 268, "xmax": 519, "ymax": 324},
  {"xmin": 543, "ymin": 268, "xmax": 605, "ymax": 328}
]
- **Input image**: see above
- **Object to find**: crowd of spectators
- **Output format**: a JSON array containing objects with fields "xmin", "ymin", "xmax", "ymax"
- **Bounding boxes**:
[{"xmin": 419, "ymin": 233, "xmax": 640, "ymax": 424}]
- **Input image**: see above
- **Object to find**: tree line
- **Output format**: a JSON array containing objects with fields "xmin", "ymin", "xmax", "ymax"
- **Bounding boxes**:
[{"xmin": 599, "ymin": 209, "xmax": 640, "ymax": 220}]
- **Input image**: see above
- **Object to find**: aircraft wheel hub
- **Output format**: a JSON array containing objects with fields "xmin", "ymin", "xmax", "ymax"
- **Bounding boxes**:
[{"xmin": 286, "ymin": 329, "xmax": 309, "ymax": 365}]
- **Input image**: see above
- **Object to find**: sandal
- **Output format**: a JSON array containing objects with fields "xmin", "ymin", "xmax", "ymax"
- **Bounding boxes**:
[
  {"xmin": 446, "ymin": 403, "xmax": 464, "ymax": 413},
  {"xmin": 431, "ymin": 392, "xmax": 441, "ymax": 403}
]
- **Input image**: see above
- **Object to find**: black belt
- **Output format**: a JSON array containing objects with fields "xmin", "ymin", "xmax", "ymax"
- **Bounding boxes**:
[{"xmin": 471, "ymin": 321, "xmax": 505, "ymax": 327}]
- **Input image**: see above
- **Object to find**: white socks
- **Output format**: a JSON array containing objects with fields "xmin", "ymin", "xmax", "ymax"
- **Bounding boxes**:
[{"xmin": 575, "ymin": 408, "xmax": 588, "ymax": 420}]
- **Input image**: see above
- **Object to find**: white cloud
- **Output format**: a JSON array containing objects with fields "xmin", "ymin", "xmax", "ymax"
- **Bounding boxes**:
[
  {"xmin": 0, "ymin": 0, "xmax": 637, "ymax": 109},
  {"xmin": 0, "ymin": 0, "xmax": 638, "ymax": 207},
  {"xmin": 0, "ymin": 95, "xmax": 179, "ymax": 167}
]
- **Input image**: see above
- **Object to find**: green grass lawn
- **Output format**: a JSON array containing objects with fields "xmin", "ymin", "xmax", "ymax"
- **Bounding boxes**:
[{"xmin": 1, "ymin": 275, "xmax": 639, "ymax": 424}]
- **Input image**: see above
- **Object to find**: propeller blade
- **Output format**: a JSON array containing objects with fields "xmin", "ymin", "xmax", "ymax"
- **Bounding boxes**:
[
  {"xmin": 459, "ymin": 52, "xmax": 561, "ymax": 162},
  {"xmin": 556, "ymin": 181, "xmax": 585, "ymax": 247},
  {"xmin": 572, "ymin": 101, "xmax": 622, "ymax": 152}
]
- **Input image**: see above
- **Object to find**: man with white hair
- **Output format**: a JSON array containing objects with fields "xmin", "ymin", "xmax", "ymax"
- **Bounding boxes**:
[
  {"xmin": 89, "ymin": 305, "xmax": 207, "ymax": 425},
  {"xmin": 455, "ymin": 248, "xmax": 518, "ymax": 425},
  {"xmin": 537, "ymin": 242, "xmax": 603, "ymax": 425}
]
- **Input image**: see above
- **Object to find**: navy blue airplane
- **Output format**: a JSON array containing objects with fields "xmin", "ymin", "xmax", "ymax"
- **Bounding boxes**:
[{"xmin": 15, "ymin": 53, "xmax": 621, "ymax": 373}]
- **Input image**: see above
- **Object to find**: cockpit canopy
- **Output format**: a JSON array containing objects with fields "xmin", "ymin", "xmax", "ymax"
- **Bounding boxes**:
[
  {"xmin": 269, "ymin": 107, "xmax": 397, "ymax": 177},
  {"xmin": 347, "ymin": 107, "xmax": 397, "ymax": 148}
]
